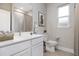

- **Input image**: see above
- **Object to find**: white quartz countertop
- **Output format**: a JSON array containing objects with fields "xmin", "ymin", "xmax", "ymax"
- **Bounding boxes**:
[{"xmin": 0, "ymin": 32, "xmax": 43, "ymax": 48}]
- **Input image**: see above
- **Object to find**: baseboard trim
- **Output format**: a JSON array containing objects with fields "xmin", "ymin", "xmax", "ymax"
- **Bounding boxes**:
[{"xmin": 57, "ymin": 46, "xmax": 74, "ymax": 54}]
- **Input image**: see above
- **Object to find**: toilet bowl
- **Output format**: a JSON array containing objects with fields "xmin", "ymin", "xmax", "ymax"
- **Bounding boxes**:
[{"xmin": 46, "ymin": 40, "xmax": 58, "ymax": 52}]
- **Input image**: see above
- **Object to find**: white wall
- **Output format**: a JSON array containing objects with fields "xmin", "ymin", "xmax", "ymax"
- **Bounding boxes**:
[
  {"xmin": 32, "ymin": 3, "xmax": 47, "ymax": 34},
  {"xmin": 46, "ymin": 3, "xmax": 74, "ymax": 53},
  {"xmin": 46, "ymin": 3, "xmax": 57, "ymax": 41}
]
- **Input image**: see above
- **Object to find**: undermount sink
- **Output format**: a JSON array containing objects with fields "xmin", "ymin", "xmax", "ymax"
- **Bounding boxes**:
[{"xmin": 0, "ymin": 33, "xmax": 14, "ymax": 42}]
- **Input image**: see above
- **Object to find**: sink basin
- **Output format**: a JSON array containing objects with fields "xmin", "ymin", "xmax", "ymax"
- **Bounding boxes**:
[{"xmin": 0, "ymin": 33, "xmax": 14, "ymax": 42}]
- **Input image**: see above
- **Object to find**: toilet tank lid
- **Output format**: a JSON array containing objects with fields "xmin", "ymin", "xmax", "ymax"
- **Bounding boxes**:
[{"xmin": 46, "ymin": 40, "xmax": 57, "ymax": 44}]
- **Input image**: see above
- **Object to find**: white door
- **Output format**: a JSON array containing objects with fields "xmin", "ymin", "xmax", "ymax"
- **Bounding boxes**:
[{"xmin": 32, "ymin": 42, "xmax": 43, "ymax": 56}]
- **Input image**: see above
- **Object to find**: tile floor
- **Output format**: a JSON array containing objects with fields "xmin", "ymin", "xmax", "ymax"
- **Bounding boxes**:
[{"xmin": 43, "ymin": 50, "xmax": 74, "ymax": 56}]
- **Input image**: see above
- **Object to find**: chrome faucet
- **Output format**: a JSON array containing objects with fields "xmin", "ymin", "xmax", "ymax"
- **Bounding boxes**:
[
  {"xmin": 19, "ymin": 30, "xmax": 21, "ymax": 36},
  {"xmin": 19, "ymin": 25, "xmax": 21, "ymax": 36}
]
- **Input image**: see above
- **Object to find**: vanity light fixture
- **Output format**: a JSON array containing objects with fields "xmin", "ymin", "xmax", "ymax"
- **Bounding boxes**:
[
  {"xmin": 20, "ymin": 7, "xmax": 24, "ymax": 10},
  {"xmin": 15, "ymin": 9, "xmax": 23, "ymax": 13}
]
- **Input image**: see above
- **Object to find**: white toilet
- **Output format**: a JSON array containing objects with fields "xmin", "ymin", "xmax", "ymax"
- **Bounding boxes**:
[{"xmin": 46, "ymin": 40, "xmax": 58, "ymax": 52}]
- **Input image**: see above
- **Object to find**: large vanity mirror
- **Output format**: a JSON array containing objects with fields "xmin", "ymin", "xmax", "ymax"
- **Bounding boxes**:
[
  {"xmin": 0, "ymin": 3, "xmax": 33, "ymax": 34},
  {"xmin": 12, "ymin": 3, "xmax": 33, "ymax": 32},
  {"xmin": 0, "ymin": 3, "xmax": 33, "ymax": 41}
]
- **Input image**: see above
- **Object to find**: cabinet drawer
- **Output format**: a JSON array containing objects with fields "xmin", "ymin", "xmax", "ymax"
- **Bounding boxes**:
[
  {"xmin": 14, "ymin": 48, "xmax": 31, "ymax": 56},
  {"xmin": 0, "ymin": 40, "xmax": 31, "ymax": 56},
  {"xmin": 32, "ymin": 42, "xmax": 43, "ymax": 56},
  {"xmin": 32, "ymin": 37, "xmax": 43, "ymax": 46}
]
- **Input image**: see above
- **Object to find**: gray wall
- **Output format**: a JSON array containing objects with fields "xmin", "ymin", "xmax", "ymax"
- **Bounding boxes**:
[
  {"xmin": 46, "ymin": 3, "xmax": 74, "ymax": 53},
  {"xmin": 32, "ymin": 3, "xmax": 47, "ymax": 34}
]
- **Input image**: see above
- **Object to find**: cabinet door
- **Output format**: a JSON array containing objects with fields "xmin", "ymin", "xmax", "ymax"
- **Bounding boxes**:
[
  {"xmin": 14, "ymin": 48, "xmax": 31, "ymax": 56},
  {"xmin": 32, "ymin": 37, "xmax": 43, "ymax": 46},
  {"xmin": 32, "ymin": 42, "xmax": 43, "ymax": 56},
  {"xmin": 0, "ymin": 40, "xmax": 31, "ymax": 56}
]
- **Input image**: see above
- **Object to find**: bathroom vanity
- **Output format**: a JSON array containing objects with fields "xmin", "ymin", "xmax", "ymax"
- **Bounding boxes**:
[
  {"xmin": 0, "ymin": 3, "xmax": 44, "ymax": 56},
  {"xmin": 0, "ymin": 32, "xmax": 44, "ymax": 56}
]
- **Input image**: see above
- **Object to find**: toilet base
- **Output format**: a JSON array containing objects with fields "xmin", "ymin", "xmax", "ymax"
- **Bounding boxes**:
[{"xmin": 46, "ymin": 46, "xmax": 56, "ymax": 52}]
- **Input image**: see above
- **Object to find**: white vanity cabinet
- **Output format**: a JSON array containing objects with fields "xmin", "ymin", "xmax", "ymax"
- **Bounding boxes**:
[
  {"xmin": 32, "ymin": 42, "xmax": 43, "ymax": 56},
  {"xmin": 0, "ymin": 36, "xmax": 43, "ymax": 56},
  {"xmin": 32, "ymin": 37, "xmax": 43, "ymax": 56},
  {"xmin": 0, "ymin": 40, "xmax": 31, "ymax": 56},
  {"xmin": 14, "ymin": 48, "xmax": 31, "ymax": 56}
]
